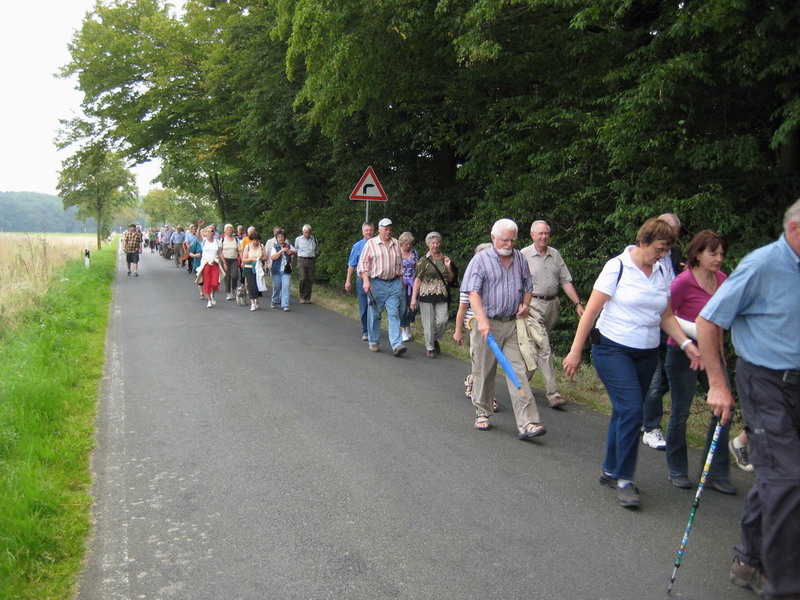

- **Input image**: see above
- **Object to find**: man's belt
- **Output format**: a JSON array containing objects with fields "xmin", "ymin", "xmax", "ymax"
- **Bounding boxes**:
[
  {"xmin": 374, "ymin": 277, "xmax": 396, "ymax": 282},
  {"xmin": 489, "ymin": 315, "xmax": 516, "ymax": 322},
  {"xmin": 783, "ymin": 370, "xmax": 800, "ymax": 385},
  {"xmin": 531, "ymin": 294, "xmax": 556, "ymax": 301},
  {"xmin": 745, "ymin": 360, "xmax": 800, "ymax": 385}
]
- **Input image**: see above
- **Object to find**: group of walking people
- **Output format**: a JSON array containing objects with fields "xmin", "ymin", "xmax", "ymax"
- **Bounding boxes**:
[
  {"xmin": 132, "ymin": 199, "xmax": 799, "ymax": 599},
  {"xmin": 147, "ymin": 221, "xmax": 320, "ymax": 312},
  {"xmin": 558, "ymin": 203, "xmax": 800, "ymax": 600}
]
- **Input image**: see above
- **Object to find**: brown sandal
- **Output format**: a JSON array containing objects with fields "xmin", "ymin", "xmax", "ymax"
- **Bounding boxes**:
[
  {"xmin": 464, "ymin": 374, "xmax": 474, "ymax": 399},
  {"xmin": 474, "ymin": 415, "xmax": 490, "ymax": 431}
]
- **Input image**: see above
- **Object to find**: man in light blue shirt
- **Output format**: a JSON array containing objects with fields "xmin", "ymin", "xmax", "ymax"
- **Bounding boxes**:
[
  {"xmin": 697, "ymin": 198, "xmax": 800, "ymax": 599},
  {"xmin": 170, "ymin": 226, "xmax": 186, "ymax": 267},
  {"xmin": 345, "ymin": 222, "xmax": 375, "ymax": 341},
  {"xmin": 184, "ymin": 224, "xmax": 198, "ymax": 273}
]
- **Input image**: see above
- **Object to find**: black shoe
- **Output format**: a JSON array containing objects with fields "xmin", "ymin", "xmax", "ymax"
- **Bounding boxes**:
[
  {"xmin": 434, "ymin": 340, "xmax": 441, "ymax": 354},
  {"xmin": 134, "ymin": 272, "xmax": 138, "ymax": 277},
  {"xmin": 669, "ymin": 476, "xmax": 692, "ymax": 489},
  {"xmin": 705, "ymin": 478, "xmax": 737, "ymax": 495},
  {"xmin": 393, "ymin": 345, "xmax": 407, "ymax": 357},
  {"xmin": 599, "ymin": 472, "xmax": 617, "ymax": 488},
  {"xmin": 127, "ymin": 271, "xmax": 131, "ymax": 276},
  {"xmin": 617, "ymin": 483, "xmax": 641, "ymax": 508}
]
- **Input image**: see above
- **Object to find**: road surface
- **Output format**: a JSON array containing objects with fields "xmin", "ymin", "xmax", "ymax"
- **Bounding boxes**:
[{"xmin": 78, "ymin": 250, "xmax": 754, "ymax": 599}]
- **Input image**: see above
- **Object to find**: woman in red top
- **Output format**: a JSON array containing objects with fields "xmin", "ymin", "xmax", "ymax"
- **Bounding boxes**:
[{"xmin": 664, "ymin": 229, "xmax": 735, "ymax": 493}]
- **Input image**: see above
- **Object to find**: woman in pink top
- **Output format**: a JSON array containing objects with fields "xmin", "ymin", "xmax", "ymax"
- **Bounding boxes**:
[{"xmin": 664, "ymin": 230, "xmax": 735, "ymax": 493}]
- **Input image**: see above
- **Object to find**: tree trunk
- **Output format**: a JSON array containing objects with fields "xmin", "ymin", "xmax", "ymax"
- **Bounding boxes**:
[
  {"xmin": 209, "ymin": 172, "xmax": 227, "ymax": 222},
  {"xmin": 96, "ymin": 205, "xmax": 103, "ymax": 250},
  {"xmin": 777, "ymin": 126, "xmax": 800, "ymax": 176}
]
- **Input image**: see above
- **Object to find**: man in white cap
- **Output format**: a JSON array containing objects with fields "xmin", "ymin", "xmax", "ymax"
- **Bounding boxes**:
[{"xmin": 357, "ymin": 218, "xmax": 407, "ymax": 356}]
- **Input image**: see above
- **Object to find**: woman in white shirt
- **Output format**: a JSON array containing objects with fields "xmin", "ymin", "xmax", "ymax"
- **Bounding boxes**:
[
  {"xmin": 196, "ymin": 226, "xmax": 226, "ymax": 308},
  {"xmin": 563, "ymin": 218, "xmax": 702, "ymax": 509},
  {"xmin": 220, "ymin": 223, "xmax": 241, "ymax": 300}
]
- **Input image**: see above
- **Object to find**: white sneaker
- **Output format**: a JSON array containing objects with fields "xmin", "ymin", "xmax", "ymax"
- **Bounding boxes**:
[
  {"xmin": 210, "ymin": 294, "xmax": 216, "ymax": 306},
  {"xmin": 250, "ymin": 304, "xmax": 257, "ymax": 311},
  {"xmin": 642, "ymin": 429, "xmax": 667, "ymax": 450},
  {"xmin": 401, "ymin": 329, "xmax": 411, "ymax": 342},
  {"xmin": 206, "ymin": 300, "xmax": 213, "ymax": 308}
]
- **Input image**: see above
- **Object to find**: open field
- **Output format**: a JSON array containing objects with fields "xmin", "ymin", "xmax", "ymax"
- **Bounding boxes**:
[{"xmin": 0, "ymin": 233, "xmax": 96, "ymax": 329}]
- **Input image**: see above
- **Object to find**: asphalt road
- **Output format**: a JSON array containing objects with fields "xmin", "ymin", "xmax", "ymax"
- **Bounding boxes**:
[{"xmin": 78, "ymin": 249, "xmax": 756, "ymax": 600}]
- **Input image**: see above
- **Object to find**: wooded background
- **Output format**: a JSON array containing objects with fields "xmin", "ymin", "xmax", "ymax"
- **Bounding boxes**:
[{"xmin": 59, "ymin": 0, "xmax": 800, "ymax": 345}]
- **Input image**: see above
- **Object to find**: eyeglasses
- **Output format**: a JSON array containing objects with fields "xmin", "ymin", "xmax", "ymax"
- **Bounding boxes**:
[{"xmin": 533, "ymin": 231, "xmax": 551, "ymax": 236}]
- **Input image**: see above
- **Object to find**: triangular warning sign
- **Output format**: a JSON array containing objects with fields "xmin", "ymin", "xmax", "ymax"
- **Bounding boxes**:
[{"xmin": 349, "ymin": 166, "xmax": 388, "ymax": 201}]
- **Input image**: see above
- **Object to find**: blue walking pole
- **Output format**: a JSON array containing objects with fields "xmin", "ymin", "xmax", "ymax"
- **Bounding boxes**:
[
  {"xmin": 467, "ymin": 317, "xmax": 524, "ymax": 395},
  {"xmin": 667, "ymin": 421, "xmax": 724, "ymax": 595}
]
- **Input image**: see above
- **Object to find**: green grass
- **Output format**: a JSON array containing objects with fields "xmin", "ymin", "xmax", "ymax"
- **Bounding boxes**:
[{"xmin": 0, "ymin": 247, "xmax": 115, "ymax": 600}]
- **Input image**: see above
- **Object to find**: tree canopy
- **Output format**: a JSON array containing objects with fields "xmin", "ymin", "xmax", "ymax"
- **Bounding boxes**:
[
  {"xmin": 57, "ymin": 142, "xmax": 138, "ymax": 249},
  {"xmin": 59, "ymin": 0, "xmax": 800, "ymax": 302}
]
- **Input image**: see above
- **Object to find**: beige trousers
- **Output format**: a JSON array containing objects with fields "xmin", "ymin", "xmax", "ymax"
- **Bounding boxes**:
[
  {"xmin": 528, "ymin": 297, "xmax": 561, "ymax": 400},
  {"xmin": 472, "ymin": 318, "xmax": 542, "ymax": 432}
]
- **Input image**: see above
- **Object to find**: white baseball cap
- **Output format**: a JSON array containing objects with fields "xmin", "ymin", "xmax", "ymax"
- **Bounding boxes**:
[{"xmin": 378, "ymin": 218, "xmax": 393, "ymax": 227}]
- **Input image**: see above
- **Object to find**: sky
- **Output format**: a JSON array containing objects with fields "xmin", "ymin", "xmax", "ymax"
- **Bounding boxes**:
[{"xmin": 0, "ymin": 0, "xmax": 162, "ymax": 196}]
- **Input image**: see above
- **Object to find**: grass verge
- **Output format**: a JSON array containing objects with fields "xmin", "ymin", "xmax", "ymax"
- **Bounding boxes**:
[{"xmin": 0, "ymin": 247, "xmax": 115, "ymax": 600}]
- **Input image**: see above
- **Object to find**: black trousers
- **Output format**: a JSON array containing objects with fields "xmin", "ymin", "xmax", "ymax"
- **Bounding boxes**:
[{"xmin": 735, "ymin": 358, "xmax": 800, "ymax": 596}]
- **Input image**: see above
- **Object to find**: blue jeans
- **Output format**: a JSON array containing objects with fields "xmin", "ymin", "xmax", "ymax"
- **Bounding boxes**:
[
  {"xmin": 356, "ymin": 280, "xmax": 369, "ymax": 336},
  {"xmin": 271, "ymin": 272, "xmax": 291, "ymax": 308},
  {"xmin": 367, "ymin": 277, "xmax": 403, "ymax": 350},
  {"xmin": 642, "ymin": 333, "xmax": 669, "ymax": 431},
  {"xmin": 592, "ymin": 334, "xmax": 659, "ymax": 481},
  {"xmin": 664, "ymin": 345, "xmax": 730, "ymax": 479}
]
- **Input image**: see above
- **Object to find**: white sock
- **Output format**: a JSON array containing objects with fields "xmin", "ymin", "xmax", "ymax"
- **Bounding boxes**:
[
  {"xmin": 733, "ymin": 436, "xmax": 745, "ymax": 449},
  {"xmin": 617, "ymin": 479, "xmax": 633, "ymax": 489}
]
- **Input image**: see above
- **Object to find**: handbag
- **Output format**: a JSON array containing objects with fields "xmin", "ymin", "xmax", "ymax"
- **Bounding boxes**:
[{"xmin": 424, "ymin": 255, "xmax": 454, "ymax": 304}]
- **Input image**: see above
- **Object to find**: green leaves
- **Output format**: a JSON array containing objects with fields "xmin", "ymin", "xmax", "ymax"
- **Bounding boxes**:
[{"xmin": 57, "ymin": 142, "xmax": 137, "ymax": 248}]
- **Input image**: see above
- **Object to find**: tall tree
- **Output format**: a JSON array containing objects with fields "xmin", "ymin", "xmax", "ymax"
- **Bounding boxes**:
[{"xmin": 57, "ymin": 143, "xmax": 138, "ymax": 249}]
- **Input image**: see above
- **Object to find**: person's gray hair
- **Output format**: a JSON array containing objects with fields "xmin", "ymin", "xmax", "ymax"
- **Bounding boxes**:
[
  {"xmin": 474, "ymin": 242, "xmax": 492, "ymax": 254},
  {"xmin": 247, "ymin": 226, "xmax": 256, "ymax": 235},
  {"xmin": 784, "ymin": 198, "xmax": 800, "ymax": 231},
  {"xmin": 398, "ymin": 231, "xmax": 415, "ymax": 245},
  {"xmin": 530, "ymin": 219, "xmax": 550, "ymax": 232},
  {"xmin": 658, "ymin": 213, "xmax": 681, "ymax": 230},
  {"xmin": 302, "ymin": 224, "xmax": 312, "ymax": 232},
  {"xmin": 425, "ymin": 231, "xmax": 442, "ymax": 245},
  {"xmin": 491, "ymin": 218, "xmax": 518, "ymax": 238}
]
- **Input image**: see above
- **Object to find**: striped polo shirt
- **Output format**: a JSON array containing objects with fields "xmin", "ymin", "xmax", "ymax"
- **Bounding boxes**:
[{"xmin": 461, "ymin": 247, "xmax": 532, "ymax": 318}]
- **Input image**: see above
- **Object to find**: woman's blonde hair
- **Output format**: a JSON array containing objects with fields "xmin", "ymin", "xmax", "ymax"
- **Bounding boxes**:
[{"xmin": 398, "ymin": 231, "xmax": 415, "ymax": 245}]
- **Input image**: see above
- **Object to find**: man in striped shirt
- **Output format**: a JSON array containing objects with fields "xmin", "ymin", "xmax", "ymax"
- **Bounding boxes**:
[
  {"xmin": 461, "ymin": 218, "xmax": 546, "ymax": 439},
  {"xmin": 358, "ymin": 218, "xmax": 407, "ymax": 356}
]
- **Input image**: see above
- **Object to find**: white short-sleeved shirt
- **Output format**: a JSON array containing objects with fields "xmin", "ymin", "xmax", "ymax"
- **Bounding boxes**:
[
  {"xmin": 201, "ymin": 238, "xmax": 221, "ymax": 262},
  {"xmin": 594, "ymin": 246, "xmax": 670, "ymax": 349}
]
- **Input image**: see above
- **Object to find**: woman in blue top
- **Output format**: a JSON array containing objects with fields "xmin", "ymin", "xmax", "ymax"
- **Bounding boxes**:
[
  {"xmin": 187, "ymin": 233, "xmax": 205, "ymax": 299},
  {"xmin": 270, "ymin": 229, "xmax": 295, "ymax": 311},
  {"xmin": 563, "ymin": 218, "xmax": 702, "ymax": 509}
]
